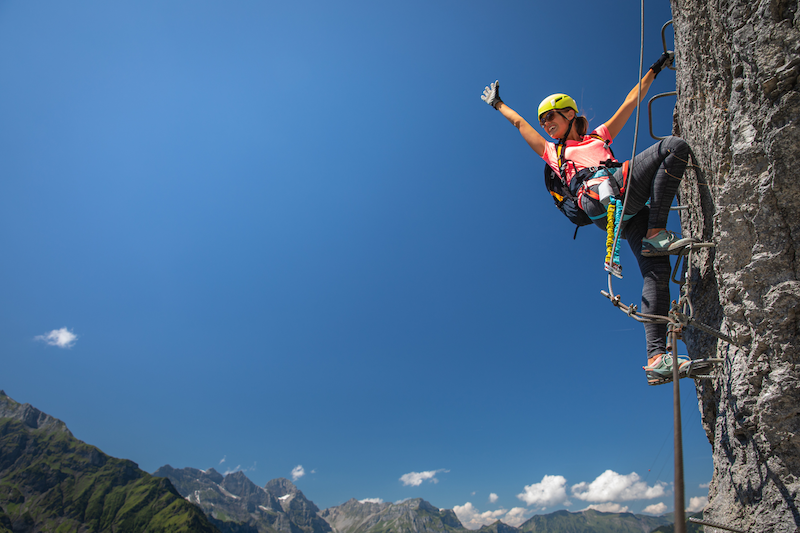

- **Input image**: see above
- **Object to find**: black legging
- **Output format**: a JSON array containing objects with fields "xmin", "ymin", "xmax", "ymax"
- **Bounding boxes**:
[
  {"xmin": 582, "ymin": 136, "xmax": 690, "ymax": 359},
  {"xmin": 624, "ymin": 136, "xmax": 689, "ymax": 359}
]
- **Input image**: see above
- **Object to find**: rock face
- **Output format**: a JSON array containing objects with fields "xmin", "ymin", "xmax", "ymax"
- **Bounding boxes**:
[
  {"xmin": 670, "ymin": 1, "xmax": 800, "ymax": 531},
  {"xmin": 0, "ymin": 389, "xmax": 72, "ymax": 436}
]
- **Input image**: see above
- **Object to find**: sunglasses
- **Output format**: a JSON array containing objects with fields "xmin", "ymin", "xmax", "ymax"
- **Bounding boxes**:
[{"xmin": 539, "ymin": 109, "xmax": 559, "ymax": 126}]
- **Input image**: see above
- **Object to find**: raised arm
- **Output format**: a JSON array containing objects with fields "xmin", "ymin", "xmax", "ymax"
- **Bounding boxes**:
[
  {"xmin": 481, "ymin": 81, "xmax": 547, "ymax": 157},
  {"xmin": 604, "ymin": 52, "xmax": 674, "ymax": 140}
]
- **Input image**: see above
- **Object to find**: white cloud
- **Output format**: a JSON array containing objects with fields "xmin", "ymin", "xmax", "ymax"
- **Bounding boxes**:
[
  {"xmin": 219, "ymin": 456, "xmax": 226, "ymax": 465},
  {"xmin": 489, "ymin": 493, "xmax": 498, "ymax": 503},
  {"xmin": 224, "ymin": 465, "xmax": 242, "ymax": 475},
  {"xmin": 641, "ymin": 502, "xmax": 668, "ymax": 515},
  {"xmin": 699, "ymin": 482, "xmax": 711, "ymax": 488},
  {"xmin": 359, "ymin": 498, "xmax": 383, "ymax": 504},
  {"xmin": 291, "ymin": 465, "xmax": 305, "ymax": 481},
  {"xmin": 571, "ymin": 470, "xmax": 667, "ymax": 502},
  {"xmin": 453, "ymin": 503, "xmax": 505, "ymax": 529},
  {"xmin": 580, "ymin": 503, "xmax": 630, "ymax": 513},
  {"xmin": 453, "ymin": 503, "xmax": 531, "ymax": 530},
  {"xmin": 399, "ymin": 469, "xmax": 448, "ymax": 487},
  {"xmin": 686, "ymin": 496, "xmax": 708, "ymax": 513},
  {"xmin": 503, "ymin": 507, "xmax": 531, "ymax": 527},
  {"xmin": 517, "ymin": 475, "xmax": 569, "ymax": 509},
  {"xmin": 34, "ymin": 327, "xmax": 78, "ymax": 349}
]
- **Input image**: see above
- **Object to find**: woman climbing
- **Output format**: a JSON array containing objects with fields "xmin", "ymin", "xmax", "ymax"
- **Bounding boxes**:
[{"xmin": 480, "ymin": 52, "xmax": 699, "ymax": 385}]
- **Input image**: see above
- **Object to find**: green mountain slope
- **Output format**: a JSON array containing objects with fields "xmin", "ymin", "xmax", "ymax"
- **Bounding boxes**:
[
  {"xmin": 474, "ymin": 519, "xmax": 525, "ymax": 533},
  {"xmin": 321, "ymin": 502, "xmax": 674, "ymax": 533},
  {"xmin": 0, "ymin": 390, "xmax": 219, "ymax": 533},
  {"xmin": 518, "ymin": 509, "xmax": 671, "ymax": 533},
  {"xmin": 319, "ymin": 498, "xmax": 464, "ymax": 533}
]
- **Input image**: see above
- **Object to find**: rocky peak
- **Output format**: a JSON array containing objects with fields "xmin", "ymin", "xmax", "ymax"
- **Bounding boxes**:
[
  {"xmin": 156, "ymin": 467, "xmax": 330, "ymax": 533},
  {"xmin": 475, "ymin": 520, "xmax": 520, "ymax": 533},
  {"xmin": 264, "ymin": 477, "xmax": 299, "ymax": 498},
  {"xmin": 204, "ymin": 467, "xmax": 225, "ymax": 484},
  {"xmin": 0, "ymin": 390, "xmax": 71, "ymax": 436},
  {"xmin": 222, "ymin": 470, "xmax": 265, "ymax": 499},
  {"xmin": 321, "ymin": 497, "xmax": 463, "ymax": 533},
  {"xmin": 152, "ymin": 464, "xmax": 224, "ymax": 487},
  {"xmin": 338, "ymin": 498, "xmax": 390, "ymax": 513}
]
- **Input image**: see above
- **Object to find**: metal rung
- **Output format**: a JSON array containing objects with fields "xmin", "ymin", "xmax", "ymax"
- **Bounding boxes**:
[
  {"xmin": 661, "ymin": 21, "xmax": 676, "ymax": 72},
  {"xmin": 648, "ymin": 91, "xmax": 677, "ymax": 140},
  {"xmin": 684, "ymin": 358, "xmax": 723, "ymax": 376},
  {"xmin": 689, "ymin": 518, "xmax": 746, "ymax": 533},
  {"xmin": 670, "ymin": 205, "xmax": 689, "ymax": 211}
]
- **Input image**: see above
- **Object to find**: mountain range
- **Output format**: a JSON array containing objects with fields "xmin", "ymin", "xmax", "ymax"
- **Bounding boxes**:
[
  {"xmin": 0, "ymin": 391, "xmax": 693, "ymax": 533},
  {"xmin": 0, "ymin": 390, "xmax": 217, "ymax": 533}
]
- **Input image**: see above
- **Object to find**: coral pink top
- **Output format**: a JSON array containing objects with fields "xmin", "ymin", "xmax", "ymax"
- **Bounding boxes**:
[{"xmin": 541, "ymin": 124, "xmax": 616, "ymax": 186}]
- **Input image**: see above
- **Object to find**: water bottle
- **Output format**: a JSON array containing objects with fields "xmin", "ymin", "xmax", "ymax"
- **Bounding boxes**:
[{"xmin": 598, "ymin": 178, "xmax": 614, "ymax": 207}]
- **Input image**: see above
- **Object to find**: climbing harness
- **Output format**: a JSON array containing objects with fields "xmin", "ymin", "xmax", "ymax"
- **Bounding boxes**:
[{"xmin": 544, "ymin": 133, "xmax": 624, "ymax": 239}]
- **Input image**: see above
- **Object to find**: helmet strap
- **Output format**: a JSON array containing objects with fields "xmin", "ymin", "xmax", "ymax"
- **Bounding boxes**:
[{"xmin": 558, "ymin": 111, "xmax": 576, "ymax": 143}]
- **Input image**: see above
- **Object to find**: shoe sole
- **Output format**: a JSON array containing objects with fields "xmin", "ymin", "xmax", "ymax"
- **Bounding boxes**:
[
  {"xmin": 641, "ymin": 239, "xmax": 699, "ymax": 257},
  {"xmin": 647, "ymin": 375, "xmax": 673, "ymax": 385}
]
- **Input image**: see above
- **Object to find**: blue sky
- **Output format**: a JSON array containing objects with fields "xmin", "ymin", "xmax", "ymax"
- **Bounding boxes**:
[{"xmin": 1, "ymin": 0, "xmax": 713, "ymax": 526}]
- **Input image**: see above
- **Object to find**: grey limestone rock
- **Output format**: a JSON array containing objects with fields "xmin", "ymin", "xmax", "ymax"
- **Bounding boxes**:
[
  {"xmin": 670, "ymin": 0, "xmax": 800, "ymax": 531},
  {"xmin": 155, "ymin": 467, "xmax": 331, "ymax": 533},
  {"xmin": 0, "ymin": 390, "xmax": 72, "ymax": 436}
]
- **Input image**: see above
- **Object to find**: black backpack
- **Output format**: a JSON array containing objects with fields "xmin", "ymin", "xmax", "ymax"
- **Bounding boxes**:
[{"xmin": 544, "ymin": 163, "xmax": 593, "ymax": 230}]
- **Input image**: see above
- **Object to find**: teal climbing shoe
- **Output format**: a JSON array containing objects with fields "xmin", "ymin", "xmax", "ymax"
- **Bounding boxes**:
[
  {"xmin": 644, "ymin": 353, "xmax": 691, "ymax": 385},
  {"xmin": 641, "ymin": 230, "xmax": 697, "ymax": 256}
]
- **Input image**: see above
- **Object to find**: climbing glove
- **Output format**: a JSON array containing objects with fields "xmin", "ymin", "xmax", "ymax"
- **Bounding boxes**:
[
  {"xmin": 481, "ymin": 80, "xmax": 503, "ymax": 110},
  {"xmin": 649, "ymin": 51, "xmax": 675, "ymax": 78}
]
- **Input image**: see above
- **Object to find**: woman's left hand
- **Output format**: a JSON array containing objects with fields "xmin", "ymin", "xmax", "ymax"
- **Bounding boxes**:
[{"xmin": 649, "ymin": 52, "xmax": 675, "ymax": 77}]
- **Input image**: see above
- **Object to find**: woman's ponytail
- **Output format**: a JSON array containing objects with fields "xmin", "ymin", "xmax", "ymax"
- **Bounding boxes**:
[{"xmin": 575, "ymin": 116, "xmax": 589, "ymax": 137}]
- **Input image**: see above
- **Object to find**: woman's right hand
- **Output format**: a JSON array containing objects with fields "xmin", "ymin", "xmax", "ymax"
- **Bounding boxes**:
[
  {"xmin": 481, "ymin": 80, "xmax": 503, "ymax": 109},
  {"xmin": 482, "ymin": 81, "xmax": 546, "ymax": 156}
]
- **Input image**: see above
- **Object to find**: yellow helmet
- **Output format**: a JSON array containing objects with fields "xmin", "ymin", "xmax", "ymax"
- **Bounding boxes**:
[{"xmin": 538, "ymin": 93, "xmax": 578, "ymax": 120}]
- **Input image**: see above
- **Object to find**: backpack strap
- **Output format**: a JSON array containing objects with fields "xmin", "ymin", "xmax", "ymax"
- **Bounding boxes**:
[{"xmin": 555, "ymin": 141, "xmax": 577, "ymax": 200}]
